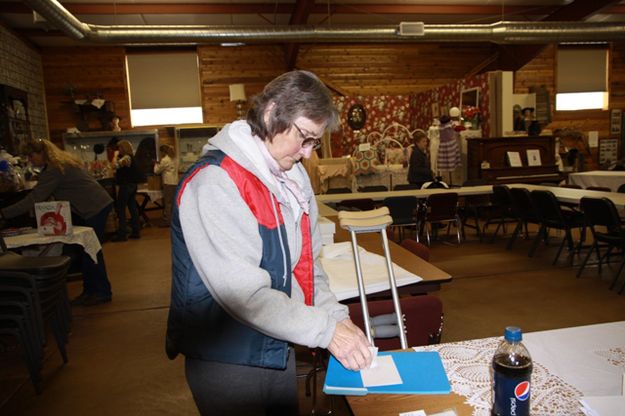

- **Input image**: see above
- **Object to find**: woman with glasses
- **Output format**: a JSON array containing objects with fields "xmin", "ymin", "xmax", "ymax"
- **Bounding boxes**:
[{"xmin": 167, "ymin": 71, "xmax": 372, "ymax": 415}]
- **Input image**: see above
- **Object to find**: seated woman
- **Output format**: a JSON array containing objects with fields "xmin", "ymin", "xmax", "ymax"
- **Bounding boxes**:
[
  {"xmin": 0, "ymin": 139, "xmax": 114, "ymax": 306},
  {"xmin": 407, "ymin": 130, "xmax": 433, "ymax": 189}
]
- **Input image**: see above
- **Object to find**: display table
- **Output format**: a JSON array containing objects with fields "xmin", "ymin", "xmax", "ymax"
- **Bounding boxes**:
[
  {"xmin": 136, "ymin": 188, "xmax": 163, "ymax": 226},
  {"xmin": 568, "ymin": 170, "xmax": 625, "ymax": 191},
  {"xmin": 347, "ymin": 321, "xmax": 625, "ymax": 415},
  {"xmin": 3, "ymin": 226, "xmax": 101, "ymax": 263}
]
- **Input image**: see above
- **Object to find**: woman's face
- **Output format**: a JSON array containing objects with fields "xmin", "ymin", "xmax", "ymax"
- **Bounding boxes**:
[
  {"xmin": 264, "ymin": 115, "xmax": 324, "ymax": 172},
  {"xmin": 28, "ymin": 151, "xmax": 45, "ymax": 168}
]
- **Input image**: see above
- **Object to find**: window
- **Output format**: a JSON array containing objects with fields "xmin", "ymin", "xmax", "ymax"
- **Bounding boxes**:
[
  {"xmin": 126, "ymin": 52, "xmax": 202, "ymax": 126},
  {"xmin": 555, "ymin": 47, "xmax": 608, "ymax": 111}
]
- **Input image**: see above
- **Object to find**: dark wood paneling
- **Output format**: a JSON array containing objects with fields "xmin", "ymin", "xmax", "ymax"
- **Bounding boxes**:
[{"xmin": 40, "ymin": 47, "xmax": 130, "ymax": 145}]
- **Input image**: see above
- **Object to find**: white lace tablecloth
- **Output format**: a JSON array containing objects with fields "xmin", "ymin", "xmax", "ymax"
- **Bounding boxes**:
[
  {"xmin": 4, "ymin": 226, "xmax": 102, "ymax": 263},
  {"xmin": 414, "ymin": 321, "xmax": 625, "ymax": 416}
]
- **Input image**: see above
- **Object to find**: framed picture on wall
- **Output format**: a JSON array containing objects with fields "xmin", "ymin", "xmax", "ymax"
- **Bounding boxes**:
[
  {"xmin": 460, "ymin": 87, "xmax": 480, "ymax": 109},
  {"xmin": 611, "ymin": 109, "xmax": 622, "ymax": 135}
]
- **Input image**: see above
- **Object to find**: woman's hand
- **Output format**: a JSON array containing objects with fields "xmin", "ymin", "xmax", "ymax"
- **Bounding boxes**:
[{"xmin": 328, "ymin": 319, "xmax": 373, "ymax": 371}]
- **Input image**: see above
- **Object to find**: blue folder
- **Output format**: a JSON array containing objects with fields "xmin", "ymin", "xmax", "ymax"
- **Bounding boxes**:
[{"xmin": 323, "ymin": 351, "xmax": 451, "ymax": 396}]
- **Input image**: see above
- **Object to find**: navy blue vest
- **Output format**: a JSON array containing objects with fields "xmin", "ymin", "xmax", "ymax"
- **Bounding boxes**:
[{"xmin": 166, "ymin": 150, "xmax": 293, "ymax": 369}]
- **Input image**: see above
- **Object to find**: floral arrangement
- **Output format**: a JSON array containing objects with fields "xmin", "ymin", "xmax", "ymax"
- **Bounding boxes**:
[{"xmin": 462, "ymin": 106, "xmax": 481, "ymax": 129}]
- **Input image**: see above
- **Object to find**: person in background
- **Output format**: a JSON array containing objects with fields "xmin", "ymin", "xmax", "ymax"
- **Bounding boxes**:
[
  {"xmin": 166, "ymin": 70, "xmax": 372, "ymax": 416},
  {"xmin": 153, "ymin": 144, "xmax": 177, "ymax": 226},
  {"xmin": 0, "ymin": 139, "xmax": 113, "ymax": 306},
  {"xmin": 407, "ymin": 130, "xmax": 434, "ymax": 189},
  {"xmin": 112, "ymin": 139, "xmax": 144, "ymax": 241}
]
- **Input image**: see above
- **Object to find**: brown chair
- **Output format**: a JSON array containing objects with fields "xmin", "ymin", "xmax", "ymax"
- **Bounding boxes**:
[
  {"xmin": 400, "ymin": 238, "xmax": 431, "ymax": 261},
  {"xmin": 347, "ymin": 295, "xmax": 443, "ymax": 350},
  {"xmin": 586, "ymin": 186, "xmax": 612, "ymax": 192}
]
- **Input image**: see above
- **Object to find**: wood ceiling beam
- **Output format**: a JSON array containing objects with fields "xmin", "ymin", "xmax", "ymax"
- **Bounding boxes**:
[{"xmin": 284, "ymin": 0, "xmax": 316, "ymax": 71}]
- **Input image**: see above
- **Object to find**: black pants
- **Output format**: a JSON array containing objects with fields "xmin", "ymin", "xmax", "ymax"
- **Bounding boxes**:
[{"xmin": 185, "ymin": 349, "xmax": 298, "ymax": 416}]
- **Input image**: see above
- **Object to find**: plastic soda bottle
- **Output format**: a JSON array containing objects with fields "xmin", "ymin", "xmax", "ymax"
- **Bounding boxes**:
[{"xmin": 491, "ymin": 326, "xmax": 533, "ymax": 416}]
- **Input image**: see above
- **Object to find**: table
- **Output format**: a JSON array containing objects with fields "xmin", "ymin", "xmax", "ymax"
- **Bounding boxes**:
[
  {"xmin": 569, "ymin": 171, "xmax": 625, "ymax": 192},
  {"xmin": 507, "ymin": 183, "xmax": 625, "ymax": 207},
  {"xmin": 318, "ymin": 183, "xmax": 625, "ymax": 210},
  {"xmin": 316, "ymin": 185, "xmax": 494, "ymax": 204},
  {"xmin": 136, "ymin": 188, "xmax": 163, "ymax": 226},
  {"xmin": 347, "ymin": 321, "xmax": 625, "ymax": 416},
  {"xmin": 3, "ymin": 226, "xmax": 101, "ymax": 263}
]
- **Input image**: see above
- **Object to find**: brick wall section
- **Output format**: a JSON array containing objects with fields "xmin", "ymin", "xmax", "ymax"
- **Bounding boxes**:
[{"xmin": 0, "ymin": 25, "xmax": 48, "ymax": 142}]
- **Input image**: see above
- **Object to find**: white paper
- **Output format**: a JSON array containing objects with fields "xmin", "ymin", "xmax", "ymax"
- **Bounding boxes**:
[
  {"xmin": 368, "ymin": 346, "xmax": 379, "ymax": 369},
  {"xmin": 398, "ymin": 411, "xmax": 426, "ymax": 416},
  {"xmin": 526, "ymin": 149, "xmax": 542, "ymax": 166},
  {"xmin": 506, "ymin": 151, "xmax": 523, "ymax": 167},
  {"xmin": 588, "ymin": 131, "xmax": 599, "ymax": 148},
  {"xmin": 360, "ymin": 355, "xmax": 403, "ymax": 387}
]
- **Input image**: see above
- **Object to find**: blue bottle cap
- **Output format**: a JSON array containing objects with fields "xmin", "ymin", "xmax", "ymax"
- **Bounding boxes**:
[{"xmin": 504, "ymin": 326, "xmax": 522, "ymax": 342}]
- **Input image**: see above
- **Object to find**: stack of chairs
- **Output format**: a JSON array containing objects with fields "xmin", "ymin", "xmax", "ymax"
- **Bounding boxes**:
[{"xmin": 0, "ymin": 247, "xmax": 72, "ymax": 394}]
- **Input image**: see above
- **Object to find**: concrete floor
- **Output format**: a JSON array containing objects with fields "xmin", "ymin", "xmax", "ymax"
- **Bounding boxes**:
[{"xmin": 1, "ymin": 224, "xmax": 624, "ymax": 415}]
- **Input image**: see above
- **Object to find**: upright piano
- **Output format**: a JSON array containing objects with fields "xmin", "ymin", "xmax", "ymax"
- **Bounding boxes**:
[{"xmin": 466, "ymin": 136, "xmax": 562, "ymax": 184}]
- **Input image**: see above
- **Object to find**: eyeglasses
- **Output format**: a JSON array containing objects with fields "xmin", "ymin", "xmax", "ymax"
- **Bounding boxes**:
[{"xmin": 293, "ymin": 124, "xmax": 322, "ymax": 150}]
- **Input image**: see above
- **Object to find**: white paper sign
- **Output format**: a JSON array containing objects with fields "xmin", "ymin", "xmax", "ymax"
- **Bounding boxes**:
[
  {"xmin": 506, "ymin": 151, "xmax": 523, "ymax": 167},
  {"xmin": 588, "ymin": 131, "xmax": 599, "ymax": 148},
  {"xmin": 526, "ymin": 149, "xmax": 542, "ymax": 166},
  {"xmin": 34, "ymin": 201, "xmax": 73, "ymax": 236},
  {"xmin": 360, "ymin": 355, "xmax": 403, "ymax": 387}
]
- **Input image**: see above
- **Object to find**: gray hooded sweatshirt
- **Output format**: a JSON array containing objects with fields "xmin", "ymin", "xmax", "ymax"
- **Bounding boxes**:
[{"xmin": 178, "ymin": 120, "xmax": 348, "ymax": 349}]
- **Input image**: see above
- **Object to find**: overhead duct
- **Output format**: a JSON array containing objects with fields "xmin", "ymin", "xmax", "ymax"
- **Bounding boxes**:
[{"xmin": 22, "ymin": 0, "xmax": 625, "ymax": 45}]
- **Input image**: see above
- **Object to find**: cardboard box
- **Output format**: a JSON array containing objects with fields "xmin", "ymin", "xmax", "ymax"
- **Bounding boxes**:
[{"xmin": 35, "ymin": 201, "xmax": 73, "ymax": 236}]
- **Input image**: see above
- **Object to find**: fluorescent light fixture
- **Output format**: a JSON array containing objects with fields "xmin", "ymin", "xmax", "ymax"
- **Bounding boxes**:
[
  {"xmin": 220, "ymin": 42, "xmax": 246, "ymax": 47},
  {"xmin": 130, "ymin": 106, "xmax": 203, "ymax": 127},
  {"xmin": 555, "ymin": 92, "xmax": 609, "ymax": 111}
]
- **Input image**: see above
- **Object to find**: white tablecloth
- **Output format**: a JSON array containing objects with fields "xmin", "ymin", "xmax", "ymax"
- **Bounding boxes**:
[
  {"xmin": 355, "ymin": 164, "xmax": 408, "ymax": 191},
  {"xmin": 415, "ymin": 321, "xmax": 625, "ymax": 416},
  {"xmin": 137, "ymin": 188, "xmax": 163, "ymax": 202},
  {"xmin": 4, "ymin": 226, "xmax": 102, "ymax": 263},
  {"xmin": 569, "ymin": 171, "xmax": 625, "ymax": 191}
]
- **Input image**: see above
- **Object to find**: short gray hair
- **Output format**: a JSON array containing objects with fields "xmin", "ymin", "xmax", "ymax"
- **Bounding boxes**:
[{"xmin": 247, "ymin": 70, "xmax": 339, "ymax": 141}]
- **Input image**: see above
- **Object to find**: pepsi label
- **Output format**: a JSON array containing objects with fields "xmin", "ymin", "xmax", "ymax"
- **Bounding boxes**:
[{"xmin": 492, "ymin": 357, "xmax": 532, "ymax": 416}]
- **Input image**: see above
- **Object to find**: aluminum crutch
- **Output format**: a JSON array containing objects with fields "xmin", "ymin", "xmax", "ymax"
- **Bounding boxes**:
[{"xmin": 338, "ymin": 207, "xmax": 408, "ymax": 349}]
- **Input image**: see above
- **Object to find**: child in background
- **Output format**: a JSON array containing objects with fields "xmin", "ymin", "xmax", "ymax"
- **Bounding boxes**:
[{"xmin": 154, "ymin": 144, "xmax": 177, "ymax": 226}]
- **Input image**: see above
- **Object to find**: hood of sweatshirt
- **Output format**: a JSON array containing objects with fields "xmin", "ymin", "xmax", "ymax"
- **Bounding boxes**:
[{"xmin": 207, "ymin": 120, "xmax": 314, "ymax": 207}]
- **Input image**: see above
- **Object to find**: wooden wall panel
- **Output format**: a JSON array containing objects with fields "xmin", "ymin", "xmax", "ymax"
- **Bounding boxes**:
[
  {"xmin": 515, "ymin": 43, "xmax": 625, "ymax": 140},
  {"xmin": 41, "ymin": 47, "xmax": 130, "ymax": 144},
  {"xmin": 198, "ymin": 45, "xmax": 286, "ymax": 124},
  {"xmin": 298, "ymin": 43, "xmax": 497, "ymax": 96}
]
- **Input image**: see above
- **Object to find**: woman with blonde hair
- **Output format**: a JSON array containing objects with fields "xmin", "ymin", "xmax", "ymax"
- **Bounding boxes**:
[
  {"xmin": 0, "ymin": 139, "xmax": 114, "ymax": 306},
  {"xmin": 112, "ymin": 139, "xmax": 144, "ymax": 241},
  {"xmin": 153, "ymin": 144, "xmax": 177, "ymax": 226}
]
